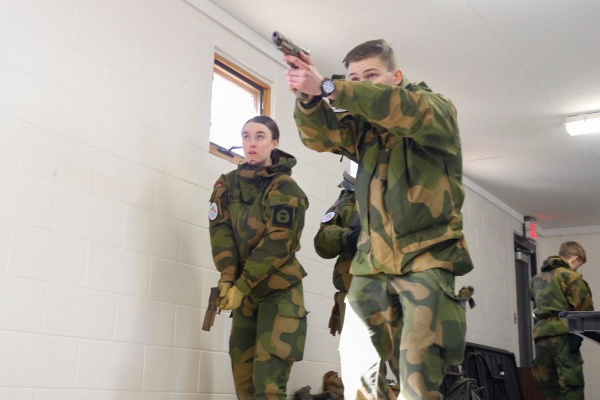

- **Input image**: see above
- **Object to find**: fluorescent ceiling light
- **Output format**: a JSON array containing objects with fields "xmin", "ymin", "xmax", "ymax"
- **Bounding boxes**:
[{"xmin": 565, "ymin": 112, "xmax": 600, "ymax": 136}]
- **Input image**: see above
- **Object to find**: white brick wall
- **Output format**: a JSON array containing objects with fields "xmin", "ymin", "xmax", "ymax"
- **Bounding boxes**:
[
  {"xmin": 0, "ymin": 331, "xmax": 78, "ymax": 388},
  {"xmin": 5, "ymin": 0, "xmax": 597, "ymax": 398},
  {"xmin": 460, "ymin": 187, "xmax": 523, "ymax": 355},
  {"xmin": 77, "ymin": 340, "xmax": 145, "ymax": 390}
]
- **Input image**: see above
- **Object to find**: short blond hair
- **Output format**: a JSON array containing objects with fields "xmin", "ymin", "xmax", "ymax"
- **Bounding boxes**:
[{"xmin": 559, "ymin": 241, "xmax": 587, "ymax": 264}]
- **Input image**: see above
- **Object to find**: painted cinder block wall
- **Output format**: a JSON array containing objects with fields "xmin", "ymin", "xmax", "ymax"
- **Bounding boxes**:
[{"xmin": 2, "ymin": 0, "xmax": 599, "ymax": 398}]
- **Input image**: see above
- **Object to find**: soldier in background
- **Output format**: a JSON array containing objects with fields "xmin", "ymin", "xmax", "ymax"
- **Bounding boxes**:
[
  {"xmin": 314, "ymin": 170, "xmax": 360, "ymax": 336},
  {"xmin": 208, "ymin": 116, "xmax": 309, "ymax": 399},
  {"xmin": 315, "ymin": 170, "xmax": 400, "ymax": 398},
  {"xmin": 284, "ymin": 39, "xmax": 474, "ymax": 399},
  {"xmin": 530, "ymin": 241, "xmax": 594, "ymax": 400}
]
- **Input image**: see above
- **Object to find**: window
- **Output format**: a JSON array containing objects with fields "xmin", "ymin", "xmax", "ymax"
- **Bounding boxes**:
[{"xmin": 209, "ymin": 54, "xmax": 271, "ymax": 163}]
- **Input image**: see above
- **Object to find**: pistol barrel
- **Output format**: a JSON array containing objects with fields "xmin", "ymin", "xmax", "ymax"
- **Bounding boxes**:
[{"xmin": 272, "ymin": 31, "xmax": 309, "ymax": 57}]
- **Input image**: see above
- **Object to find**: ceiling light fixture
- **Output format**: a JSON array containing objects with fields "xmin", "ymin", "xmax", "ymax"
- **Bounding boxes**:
[{"xmin": 564, "ymin": 111, "xmax": 600, "ymax": 136}]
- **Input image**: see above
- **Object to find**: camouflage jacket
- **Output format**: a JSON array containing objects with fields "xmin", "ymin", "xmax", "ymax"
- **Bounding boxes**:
[
  {"xmin": 208, "ymin": 149, "xmax": 308, "ymax": 297},
  {"xmin": 314, "ymin": 187, "xmax": 357, "ymax": 292},
  {"xmin": 294, "ymin": 80, "xmax": 473, "ymax": 276},
  {"xmin": 530, "ymin": 256, "xmax": 594, "ymax": 339}
]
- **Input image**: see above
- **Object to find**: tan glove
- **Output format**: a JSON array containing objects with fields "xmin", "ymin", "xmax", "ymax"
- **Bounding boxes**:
[
  {"xmin": 219, "ymin": 282, "xmax": 232, "ymax": 298},
  {"xmin": 218, "ymin": 282, "xmax": 232, "ymax": 308},
  {"xmin": 219, "ymin": 285, "xmax": 244, "ymax": 310}
]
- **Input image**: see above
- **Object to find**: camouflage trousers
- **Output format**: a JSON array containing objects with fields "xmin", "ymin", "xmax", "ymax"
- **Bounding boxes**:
[
  {"xmin": 229, "ymin": 281, "xmax": 307, "ymax": 400},
  {"xmin": 532, "ymin": 334, "xmax": 584, "ymax": 400},
  {"xmin": 338, "ymin": 291, "xmax": 400, "ymax": 398},
  {"xmin": 347, "ymin": 269, "xmax": 467, "ymax": 400}
]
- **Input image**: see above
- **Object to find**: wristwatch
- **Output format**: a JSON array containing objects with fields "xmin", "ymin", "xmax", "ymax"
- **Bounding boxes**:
[{"xmin": 320, "ymin": 78, "xmax": 336, "ymax": 98}]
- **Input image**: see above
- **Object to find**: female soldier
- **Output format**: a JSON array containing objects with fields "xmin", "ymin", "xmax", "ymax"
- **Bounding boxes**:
[{"xmin": 208, "ymin": 116, "xmax": 309, "ymax": 399}]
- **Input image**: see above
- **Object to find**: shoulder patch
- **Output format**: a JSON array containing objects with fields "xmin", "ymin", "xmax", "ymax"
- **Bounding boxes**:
[
  {"xmin": 321, "ymin": 211, "xmax": 336, "ymax": 223},
  {"xmin": 272, "ymin": 205, "xmax": 294, "ymax": 228},
  {"xmin": 208, "ymin": 202, "xmax": 219, "ymax": 221},
  {"xmin": 214, "ymin": 181, "xmax": 223, "ymax": 188}
]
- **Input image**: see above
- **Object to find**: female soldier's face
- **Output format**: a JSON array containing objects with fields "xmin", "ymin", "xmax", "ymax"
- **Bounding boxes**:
[{"xmin": 241, "ymin": 122, "xmax": 278, "ymax": 167}]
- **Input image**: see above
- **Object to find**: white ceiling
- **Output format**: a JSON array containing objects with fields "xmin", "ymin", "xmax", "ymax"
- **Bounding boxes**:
[{"xmin": 208, "ymin": 0, "xmax": 600, "ymax": 231}]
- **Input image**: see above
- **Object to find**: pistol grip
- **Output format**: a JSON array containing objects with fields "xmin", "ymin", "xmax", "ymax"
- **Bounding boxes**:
[{"xmin": 285, "ymin": 61, "xmax": 309, "ymax": 101}]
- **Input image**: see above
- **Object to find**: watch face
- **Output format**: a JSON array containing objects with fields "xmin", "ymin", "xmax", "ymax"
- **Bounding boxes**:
[{"xmin": 322, "ymin": 79, "xmax": 335, "ymax": 96}]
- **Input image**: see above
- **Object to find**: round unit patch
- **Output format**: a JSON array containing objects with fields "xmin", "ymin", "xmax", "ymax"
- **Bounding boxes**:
[
  {"xmin": 321, "ymin": 211, "xmax": 336, "ymax": 223},
  {"xmin": 208, "ymin": 202, "xmax": 219, "ymax": 221}
]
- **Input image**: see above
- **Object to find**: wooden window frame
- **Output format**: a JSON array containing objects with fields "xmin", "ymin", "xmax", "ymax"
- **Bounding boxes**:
[{"xmin": 209, "ymin": 54, "xmax": 271, "ymax": 164}]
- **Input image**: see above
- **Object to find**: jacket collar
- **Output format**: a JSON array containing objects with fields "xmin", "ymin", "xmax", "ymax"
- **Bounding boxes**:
[
  {"xmin": 541, "ymin": 256, "xmax": 571, "ymax": 272},
  {"xmin": 238, "ymin": 149, "xmax": 296, "ymax": 180}
]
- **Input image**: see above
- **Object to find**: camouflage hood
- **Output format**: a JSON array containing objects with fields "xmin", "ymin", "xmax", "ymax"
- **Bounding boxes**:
[
  {"xmin": 237, "ymin": 148, "xmax": 297, "ymax": 180},
  {"xmin": 337, "ymin": 170, "xmax": 356, "ymax": 191},
  {"xmin": 541, "ymin": 256, "xmax": 570, "ymax": 272}
]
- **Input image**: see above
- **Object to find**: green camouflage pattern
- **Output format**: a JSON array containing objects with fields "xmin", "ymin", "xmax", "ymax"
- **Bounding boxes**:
[
  {"xmin": 314, "ymin": 187, "xmax": 356, "ymax": 336},
  {"xmin": 294, "ymin": 80, "xmax": 473, "ymax": 278},
  {"xmin": 230, "ymin": 281, "xmax": 307, "ymax": 399},
  {"xmin": 315, "ymin": 184, "xmax": 401, "ymax": 396},
  {"xmin": 209, "ymin": 149, "xmax": 308, "ymax": 296},
  {"xmin": 530, "ymin": 256, "xmax": 594, "ymax": 340},
  {"xmin": 532, "ymin": 335, "xmax": 584, "ymax": 400},
  {"xmin": 294, "ymin": 78, "xmax": 472, "ymax": 399},
  {"xmin": 314, "ymin": 187, "xmax": 357, "ymax": 293},
  {"xmin": 530, "ymin": 256, "xmax": 593, "ymax": 400},
  {"xmin": 208, "ymin": 149, "xmax": 309, "ymax": 399},
  {"xmin": 348, "ymin": 269, "xmax": 467, "ymax": 400}
]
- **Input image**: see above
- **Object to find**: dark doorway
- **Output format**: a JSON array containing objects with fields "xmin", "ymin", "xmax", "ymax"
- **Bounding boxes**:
[{"xmin": 514, "ymin": 233, "xmax": 537, "ymax": 367}]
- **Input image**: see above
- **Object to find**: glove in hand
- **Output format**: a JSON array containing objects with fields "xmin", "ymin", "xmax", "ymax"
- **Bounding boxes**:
[
  {"xmin": 219, "ymin": 282, "xmax": 232, "ymax": 297},
  {"xmin": 219, "ymin": 285, "xmax": 244, "ymax": 310}
]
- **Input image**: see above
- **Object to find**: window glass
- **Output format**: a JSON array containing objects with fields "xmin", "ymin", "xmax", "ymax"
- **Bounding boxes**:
[{"xmin": 209, "ymin": 55, "xmax": 271, "ymax": 163}]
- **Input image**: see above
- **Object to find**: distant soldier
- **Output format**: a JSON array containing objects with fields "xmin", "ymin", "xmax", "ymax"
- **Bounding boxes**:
[
  {"xmin": 314, "ymin": 170, "xmax": 360, "ymax": 336},
  {"xmin": 208, "ymin": 116, "xmax": 309, "ymax": 399},
  {"xmin": 284, "ymin": 38, "xmax": 474, "ymax": 400},
  {"xmin": 530, "ymin": 241, "xmax": 594, "ymax": 400}
]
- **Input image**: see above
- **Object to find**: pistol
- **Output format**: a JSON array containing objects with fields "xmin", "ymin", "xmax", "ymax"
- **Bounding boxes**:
[
  {"xmin": 272, "ymin": 31, "xmax": 311, "ymax": 100},
  {"xmin": 202, "ymin": 286, "xmax": 221, "ymax": 332},
  {"xmin": 272, "ymin": 31, "xmax": 310, "ymax": 68}
]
